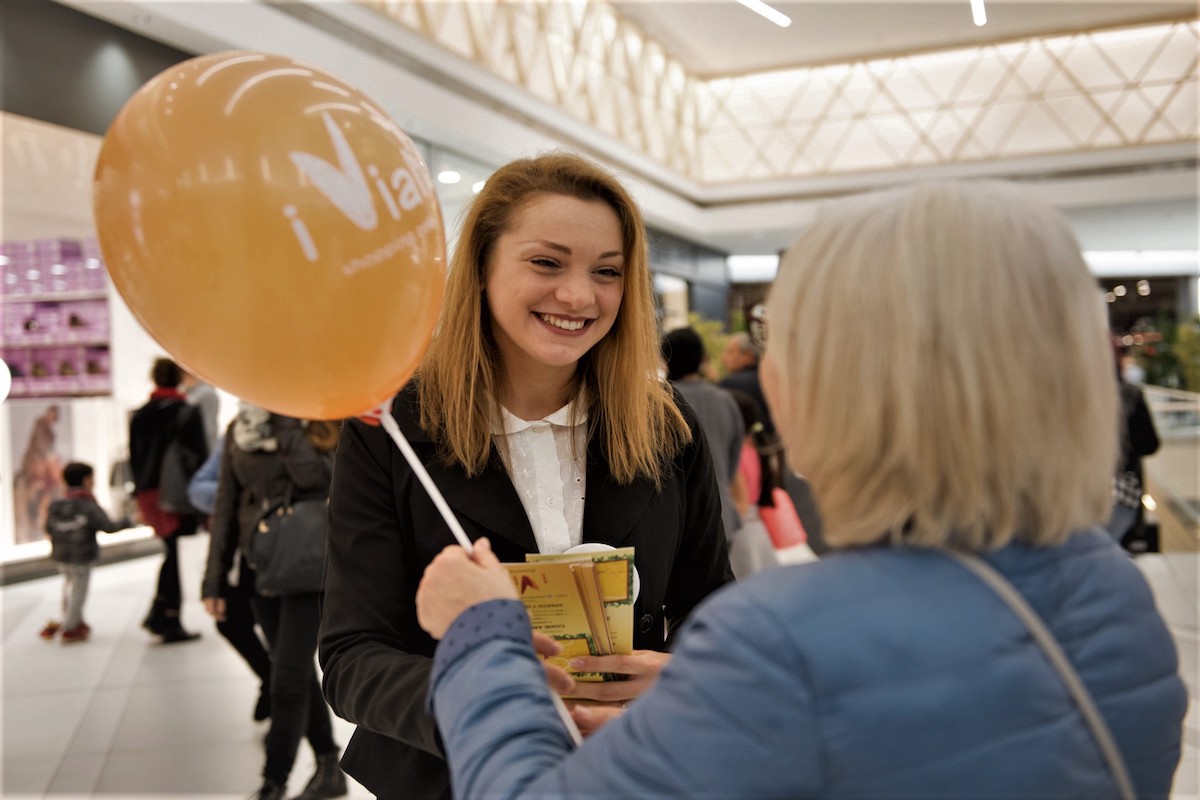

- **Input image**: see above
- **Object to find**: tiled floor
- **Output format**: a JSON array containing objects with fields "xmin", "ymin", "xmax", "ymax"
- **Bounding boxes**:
[
  {"xmin": 1, "ymin": 536, "xmax": 1197, "ymax": 799},
  {"xmin": 1, "ymin": 535, "xmax": 371, "ymax": 800}
]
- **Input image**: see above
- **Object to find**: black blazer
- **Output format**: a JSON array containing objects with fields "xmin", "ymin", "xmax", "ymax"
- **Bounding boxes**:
[{"xmin": 319, "ymin": 383, "xmax": 733, "ymax": 799}]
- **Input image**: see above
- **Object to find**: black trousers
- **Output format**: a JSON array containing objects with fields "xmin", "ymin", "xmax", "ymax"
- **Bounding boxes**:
[
  {"xmin": 217, "ymin": 558, "xmax": 271, "ymax": 683},
  {"xmin": 153, "ymin": 516, "xmax": 198, "ymax": 612},
  {"xmin": 252, "ymin": 591, "xmax": 337, "ymax": 784},
  {"xmin": 155, "ymin": 535, "xmax": 181, "ymax": 611}
]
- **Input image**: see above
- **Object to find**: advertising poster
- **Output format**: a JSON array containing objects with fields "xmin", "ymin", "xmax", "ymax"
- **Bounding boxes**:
[{"xmin": 8, "ymin": 400, "xmax": 74, "ymax": 545}]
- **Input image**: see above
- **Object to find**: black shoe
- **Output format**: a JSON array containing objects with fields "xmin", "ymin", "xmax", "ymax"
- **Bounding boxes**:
[
  {"xmin": 248, "ymin": 780, "xmax": 286, "ymax": 800},
  {"xmin": 142, "ymin": 600, "xmax": 169, "ymax": 636},
  {"xmin": 254, "ymin": 684, "xmax": 271, "ymax": 722},
  {"xmin": 159, "ymin": 620, "xmax": 201, "ymax": 644},
  {"xmin": 291, "ymin": 751, "xmax": 347, "ymax": 800}
]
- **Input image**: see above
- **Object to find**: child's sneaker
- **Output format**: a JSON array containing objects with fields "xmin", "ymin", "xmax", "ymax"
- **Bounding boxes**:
[
  {"xmin": 60, "ymin": 626, "xmax": 90, "ymax": 644},
  {"xmin": 39, "ymin": 621, "xmax": 61, "ymax": 640}
]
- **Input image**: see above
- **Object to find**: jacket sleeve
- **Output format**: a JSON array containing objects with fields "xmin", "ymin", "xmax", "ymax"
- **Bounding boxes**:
[
  {"xmin": 83, "ymin": 499, "xmax": 129, "ymax": 534},
  {"xmin": 319, "ymin": 417, "xmax": 444, "ymax": 756},
  {"xmin": 723, "ymin": 391, "xmax": 746, "ymax": 486},
  {"xmin": 203, "ymin": 431, "xmax": 241, "ymax": 599},
  {"xmin": 663, "ymin": 398, "xmax": 736, "ymax": 644},
  {"xmin": 431, "ymin": 587, "xmax": 819, "ymax": 798}
]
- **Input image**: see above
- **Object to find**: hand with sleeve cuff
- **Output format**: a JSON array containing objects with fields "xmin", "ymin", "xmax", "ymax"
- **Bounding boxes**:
[{"xmin": 416, "ymin": 538, "xmax": 518, "ymax": 639}]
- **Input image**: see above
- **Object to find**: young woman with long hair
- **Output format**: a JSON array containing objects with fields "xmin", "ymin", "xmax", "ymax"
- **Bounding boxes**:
[{"xmin": 319, "ymin": 152, "xmax": 734, "ymax": 799}]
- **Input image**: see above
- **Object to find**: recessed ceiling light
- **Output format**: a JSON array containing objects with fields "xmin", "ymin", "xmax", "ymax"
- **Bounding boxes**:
[
  {"xmin": 472, "ymin": 180, "xmax": 486, "ymax": 194},
  {"xmin": 437, "ymin": 170, "xmax": 461, "ymax": 185},
  {"xmin": 734, "ymin": 0, "xmax": 791, "ymax": 29}
]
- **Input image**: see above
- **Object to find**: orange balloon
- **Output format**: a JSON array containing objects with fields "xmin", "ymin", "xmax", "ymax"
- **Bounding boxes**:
[{"xmin": 94, "ymin": 52, "xmax": 446, "ymax": 419}]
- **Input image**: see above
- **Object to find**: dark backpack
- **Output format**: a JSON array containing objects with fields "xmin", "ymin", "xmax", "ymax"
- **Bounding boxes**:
[{"xmin": 158, "ymin": 405, "xmax": 205, "ymax": 514}]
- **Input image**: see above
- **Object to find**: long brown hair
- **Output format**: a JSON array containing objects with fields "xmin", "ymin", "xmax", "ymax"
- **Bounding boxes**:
[{"xmin": 419, "ymin": 152, "xmax": 688, "ymax": 485}]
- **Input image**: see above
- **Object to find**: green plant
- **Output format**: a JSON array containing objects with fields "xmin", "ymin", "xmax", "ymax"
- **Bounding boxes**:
[
  {"xmin": 1173, "ymin": 316, "xmax": 1200, "ymax": 392},
  {"xmin": 687, "ymin": 312, "xmax": 731, "ymax": 378},
  {"xmin": 1137, "ymin": 315, "xmax": 1182, "ymax": 389}
]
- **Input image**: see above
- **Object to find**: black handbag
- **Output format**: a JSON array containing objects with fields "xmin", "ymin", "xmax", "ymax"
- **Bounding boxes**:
[{"xmin": 250, "ymin": 486, "xmax": 328, "ymax": 597}]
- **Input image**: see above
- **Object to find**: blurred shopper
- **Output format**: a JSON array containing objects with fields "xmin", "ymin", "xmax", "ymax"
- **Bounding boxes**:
[
  {"xmin": 662, "ymin": 326, "xmax": 744, "ymax": 538},
  {"xmin": 719, "ymin": 327, "xmax": 827, "ymax": 553},
  {"xmin": 1120, "ymin": 350, "xmax": 1146, "ymax": 385},
  {"xmin": 181, "ymin": 369, "xmax": 220, "ymax": 450},
  {"xmin": 720, "ymin": 332, "xmax": 772, "ymax": 432},
  {"xmin": 129, "ymin": 357, "xmax": 207, "ymax": 644},
  {"xmin": 188, "ymin": 445, "xmax": 272, "ymax": 721},
  {"xmin": 40, "ymin": 461, "xmax": 130, "ymax": 643},
  {"xmin": 1108, "ymin": 379, "xmax": 1160, "ymax": 548},
  {"xmin": 203, "ymin": 405, "xmax": 346, "ymax": 800},
  {"xmin": 319, "ymin": 153, "xmax": 733, "ymax": 799},
  {"xmin": 724, "ymin": 390, "xmax": 782, "ymax": 579},
  {"xmin": 415, "ymin": 180, "xmax": 1187, "ymax": 800}
]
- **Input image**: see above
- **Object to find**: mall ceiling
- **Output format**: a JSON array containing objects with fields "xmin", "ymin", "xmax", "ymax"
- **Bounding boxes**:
[
  {"xmin": 612, "ymin": 1, "xmax": 1197, "ymax": 76},
  {"xmin": 51, "ymin": 0, "xmax": 1200, "ymax": 255}
]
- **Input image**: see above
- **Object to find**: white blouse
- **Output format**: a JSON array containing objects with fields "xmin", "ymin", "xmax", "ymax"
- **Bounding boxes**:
[{"xmin": 493, "ymin": 401, "xmax": 588, "ymax": 555}]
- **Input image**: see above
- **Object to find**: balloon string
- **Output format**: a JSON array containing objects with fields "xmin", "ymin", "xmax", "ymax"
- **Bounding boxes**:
[
  {"xmin": 378, "ymin": 409, "xmax": 581, "ymax": 747},
  {"xmin": 378, "ymin": 410, "xmax": 474, "ymax": 555}
]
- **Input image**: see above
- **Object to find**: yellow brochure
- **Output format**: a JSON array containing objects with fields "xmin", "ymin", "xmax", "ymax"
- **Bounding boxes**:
[
  {"xmin": 503, "ymin": 562, "xmax": 606, "ymax": 681},
  {"xmin": 525, "ymin": 547, "xmax": 635, "ymax": 658}
]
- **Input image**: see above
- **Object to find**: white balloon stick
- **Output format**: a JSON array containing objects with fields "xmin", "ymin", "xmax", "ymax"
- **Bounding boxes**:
[
  {"xmin": 551, "ymin": 693, "xmax": 584, "ymax": 748},
  {"xmin": 378, "ymin": 410, "xmax": 474, "ymax": 554}
]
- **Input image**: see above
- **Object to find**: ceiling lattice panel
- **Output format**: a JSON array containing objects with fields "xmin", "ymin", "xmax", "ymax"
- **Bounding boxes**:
[{"xmin": 362, "ymin": 0, "xmax": 1198, "ymax": 185}]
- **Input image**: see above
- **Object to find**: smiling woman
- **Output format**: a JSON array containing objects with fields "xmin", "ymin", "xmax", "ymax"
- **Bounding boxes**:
[
  {"xmin": 484, "ymin": 193, "xmax": 625, "ymax": 413},
  {"xmin": 318, "ymin": 152, "xmax": 734, "ymax": 800}
]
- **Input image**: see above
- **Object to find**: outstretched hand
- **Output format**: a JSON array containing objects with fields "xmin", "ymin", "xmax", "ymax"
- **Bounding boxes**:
[{"xmin": 416, "ymin": 538, "xmax": 517, "ymax": 639}]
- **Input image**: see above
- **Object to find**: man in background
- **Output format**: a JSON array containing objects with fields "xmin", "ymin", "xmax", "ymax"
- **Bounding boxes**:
[
  {"xmin": 720, "ymin": 333, "xmax": 773, "ymax": 434},
  {"xmin": 719, "ymin": 331, "xmax": 828, "ymax": 554},
  {"xmin": 181, "ymin": 369, "xmax": 220, "ymax": 450},
  {"xmin": 129, "ymin": 358, "xmax": 207, "ymax": 644},
  {"xmin": 663, "ymin": 327, "xmax": 744, "ymax": 539}
]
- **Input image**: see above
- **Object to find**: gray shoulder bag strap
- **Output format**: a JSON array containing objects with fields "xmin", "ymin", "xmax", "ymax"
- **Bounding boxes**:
[{"xmin": 945, "ymin": 551, "xmax": 1136, "ymax": 800}]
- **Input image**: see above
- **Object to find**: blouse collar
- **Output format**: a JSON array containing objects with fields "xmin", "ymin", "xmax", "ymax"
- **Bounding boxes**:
[{"xmin": 492, "ymin": 397, "xmax": 588, "ymax": 435}]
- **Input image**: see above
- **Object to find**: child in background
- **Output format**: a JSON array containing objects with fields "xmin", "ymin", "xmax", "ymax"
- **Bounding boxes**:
[{"xmin": 41, "ymin": 462, "xmax": 130, "ymax": 643}]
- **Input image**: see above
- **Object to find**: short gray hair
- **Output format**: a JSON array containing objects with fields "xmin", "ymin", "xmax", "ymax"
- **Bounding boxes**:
[
  {"xmin": 728, "ymin": 332, "xmax": 761, "ymax": 361},
  {"xmin": 766, "ymin": 180, "xmax": 1116, "ymax": 552}
]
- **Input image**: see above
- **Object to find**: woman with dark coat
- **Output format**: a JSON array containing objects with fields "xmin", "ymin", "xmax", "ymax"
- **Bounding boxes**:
[
  {"xmin": 318, "ymin": 153, "xmax": 734, "ymax": 799},
  {"xmin": 203, "ymin": 405, "xmax": 346, "ymax": 800}
]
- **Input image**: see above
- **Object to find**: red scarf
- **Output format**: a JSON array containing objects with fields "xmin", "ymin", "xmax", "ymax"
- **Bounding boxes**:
[{"xmin": 150, "ymin": 388, "xmax": 186, "ymax": 401}]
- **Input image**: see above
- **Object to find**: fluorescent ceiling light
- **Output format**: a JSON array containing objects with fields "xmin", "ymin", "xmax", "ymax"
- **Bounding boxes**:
[
  {"xmin": 970, "ymin": 0, "xmax": 987, "ymax": 27},
  {"xmin": 735, "ymin": 0, "xmax": 791, "ymax": 29},
  {"xmin": 1084, "ymin": 251, "xmax": 1199, "ymax": 278},
  {"xmin": 727, "ymin": 254, "xmax": 780, "ymax": 282},
  {"xmin": 437, "ymin": 170, "xmax": 461, "ymax": 185}
]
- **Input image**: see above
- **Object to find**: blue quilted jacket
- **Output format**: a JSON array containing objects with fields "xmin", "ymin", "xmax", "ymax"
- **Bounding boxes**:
[{"xmin": 433, "ymin": 530, "xmax": 1187, "ymax": 799}]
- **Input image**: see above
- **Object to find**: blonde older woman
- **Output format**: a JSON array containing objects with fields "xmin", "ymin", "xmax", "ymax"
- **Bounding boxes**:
[{"xmin": 415, "ymin": 181, "xmax": 1187, "ymax": 799}]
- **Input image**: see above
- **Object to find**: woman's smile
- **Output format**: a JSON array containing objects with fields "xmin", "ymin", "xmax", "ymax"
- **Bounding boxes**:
[{"xmin": 534, "ymin": 312, "xmax": 593, "ymax": 333}]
